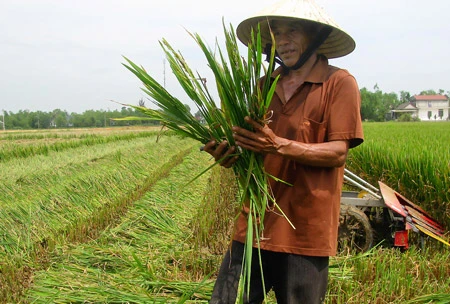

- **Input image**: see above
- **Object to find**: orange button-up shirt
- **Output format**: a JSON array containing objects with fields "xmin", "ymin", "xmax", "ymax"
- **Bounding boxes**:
[{"xmin": 233, "ymin": 55, "xmax": 364, "ymax": 256}]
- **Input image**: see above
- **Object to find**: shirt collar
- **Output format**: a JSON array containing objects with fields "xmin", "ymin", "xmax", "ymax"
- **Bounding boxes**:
[{"xmin": 271, "ymin": 55, "xmax": 329, "ymax": 84}]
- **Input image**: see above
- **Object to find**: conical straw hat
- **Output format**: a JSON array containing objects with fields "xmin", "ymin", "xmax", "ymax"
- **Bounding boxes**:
[{"xmin": 236, "ymin": 0, "xmax": 355, "ymax": 59}]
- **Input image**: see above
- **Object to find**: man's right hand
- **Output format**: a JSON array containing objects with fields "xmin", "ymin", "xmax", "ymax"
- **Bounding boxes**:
[{"xmin": 202, "ymin": 140, "xmax": 239, "ymax": 168}]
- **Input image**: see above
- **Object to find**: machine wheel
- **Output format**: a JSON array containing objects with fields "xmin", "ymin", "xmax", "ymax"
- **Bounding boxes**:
[{"xmin": 338, "ymin": 205, "xmax": 373, "ymax": 254}]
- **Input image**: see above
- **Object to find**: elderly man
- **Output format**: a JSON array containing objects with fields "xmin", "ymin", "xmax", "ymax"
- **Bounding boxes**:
[{"xmin": 205, "ymin": 0, "xmax": 364, "ymax": 303}]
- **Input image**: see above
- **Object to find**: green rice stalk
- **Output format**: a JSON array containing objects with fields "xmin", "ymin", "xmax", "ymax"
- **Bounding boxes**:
[
  {"xmin": 123, "ymin": 21, "xmax": 283, "ymax": 302},
  {"xmin": 406, "ymin": 293, "xmax": 450, "ymax": 304}
]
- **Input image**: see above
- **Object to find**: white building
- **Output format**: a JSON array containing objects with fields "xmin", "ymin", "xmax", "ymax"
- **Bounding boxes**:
[{"xmin": 391, "ymin": 95, "xmax": 449, "ymax": 121}]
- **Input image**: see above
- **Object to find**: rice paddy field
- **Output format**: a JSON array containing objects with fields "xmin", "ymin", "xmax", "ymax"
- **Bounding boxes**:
[{"xmin": 0, "ymin": 123, "xmax": 449, "ymax": 303}]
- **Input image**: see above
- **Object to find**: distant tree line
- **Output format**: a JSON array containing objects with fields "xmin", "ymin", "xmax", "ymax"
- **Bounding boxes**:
[
  {"xmin": 1, "ymin": 106, "xmax": 157, "ymax": 130},
  {"xmin": 1, "ymin": 88, "xmax": 448, "ymax": 130}
]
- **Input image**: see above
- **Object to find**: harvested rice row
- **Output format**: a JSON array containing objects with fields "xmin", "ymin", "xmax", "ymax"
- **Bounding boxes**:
[
  {"xmin": 0, "ymin": 137, "xmax": 195, "ymax": 255},
  {"xmin": 25, "ymin": 147, "xmax": 214, "ymax": 303},
  {"xmin": 0, "ymin": 136, "xmax": 196, "ymax": 303},
  {"xmin": 0, "ymin": 129, "xmax": 173, "ymax": 162}
]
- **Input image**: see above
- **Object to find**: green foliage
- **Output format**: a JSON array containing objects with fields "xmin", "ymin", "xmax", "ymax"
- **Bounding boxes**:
[
  {"xmin": 398, "ymin": 113, "xmax": 412, "ymax": 122},
  {"xmin": 1, "ymin": 107, "xmax": 159, "ymax": 130},
  {"xmin": 420, "ymin": 89, "xmax": 438, "ymax": 95},
  {"xmin": 360, "ymin": 87, "xmax": 402, "ymax": 122},
  {"xmin": 399, "ymin": 90, "xmax": 412, "ymax": 103},
  {"xmin": 397, "ymin": 114, "xmax": 421, "ymax": 122},
  {"xmin": 328, "ymin": 247, "xmax": 450, "ymax": 303}
]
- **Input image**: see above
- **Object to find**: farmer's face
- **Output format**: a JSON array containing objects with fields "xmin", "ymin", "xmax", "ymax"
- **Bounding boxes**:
[{"xmin": 271, "ymin": 21, "xmax": 311, "ymax": 68}]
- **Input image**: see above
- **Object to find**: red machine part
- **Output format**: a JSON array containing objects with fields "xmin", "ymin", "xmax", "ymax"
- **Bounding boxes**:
[{"xmin": 378, "ymin": 181, "xmax": 449, "ymax": 248}]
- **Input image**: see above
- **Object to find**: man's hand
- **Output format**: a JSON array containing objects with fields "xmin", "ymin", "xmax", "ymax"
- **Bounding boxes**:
[
  {"xmin": 202, "ymin": 140, "xmax": 239, "ymax": 168},
  {"xmin": 232, "ymin": 116, "xmax": 350, "ymax": 168},
  {"xmin": 232, "ymin": 116, "xmax": 281, "ymax": 154}
]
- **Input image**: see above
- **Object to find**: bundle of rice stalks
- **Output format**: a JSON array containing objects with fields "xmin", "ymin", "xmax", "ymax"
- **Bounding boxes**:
[{"xmin": 123, "ymin": 22, "xmax": 285, "ymax": 301}]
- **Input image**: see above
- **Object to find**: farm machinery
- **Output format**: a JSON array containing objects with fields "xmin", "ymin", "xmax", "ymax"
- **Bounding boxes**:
[{"xmin": 338, "ymin": 169, "xmax": 449, "ymax": 253}]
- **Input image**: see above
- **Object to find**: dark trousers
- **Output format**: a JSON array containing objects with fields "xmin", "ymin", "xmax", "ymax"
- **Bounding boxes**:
[{"xmin": 210, "ymin": 241, "xmax": 329, "ymax": 304}]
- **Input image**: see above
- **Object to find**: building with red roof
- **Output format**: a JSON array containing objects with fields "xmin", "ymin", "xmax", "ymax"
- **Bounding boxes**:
[{"xmin": 391, "ymin": 95, "xmax": 449, "ymax": 121}]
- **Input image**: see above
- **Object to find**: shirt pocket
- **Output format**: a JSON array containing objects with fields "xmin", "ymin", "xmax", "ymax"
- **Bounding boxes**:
[{"xmin": 297, "ymin": 117, "xmax": 328, "ymax": 143}]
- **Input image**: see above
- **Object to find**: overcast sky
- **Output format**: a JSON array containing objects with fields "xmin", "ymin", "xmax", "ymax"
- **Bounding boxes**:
[{"xmin": 1, "ymin": 0, "xmax": 449, "ymax": 113}]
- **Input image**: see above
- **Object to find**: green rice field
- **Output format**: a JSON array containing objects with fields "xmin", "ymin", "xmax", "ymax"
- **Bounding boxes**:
[{"xmin": 0, "ymin": 123, "xmax": 449, "ymax": 303}]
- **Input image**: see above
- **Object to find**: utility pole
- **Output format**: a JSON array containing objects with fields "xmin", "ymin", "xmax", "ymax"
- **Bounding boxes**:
[
  {"xmin": 163, "ymin": 58, "xmax": 166, "ymax": 88},
  {"xmin": 0, "ymin": 109, "xmax": 5, "ymax": 131}
]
